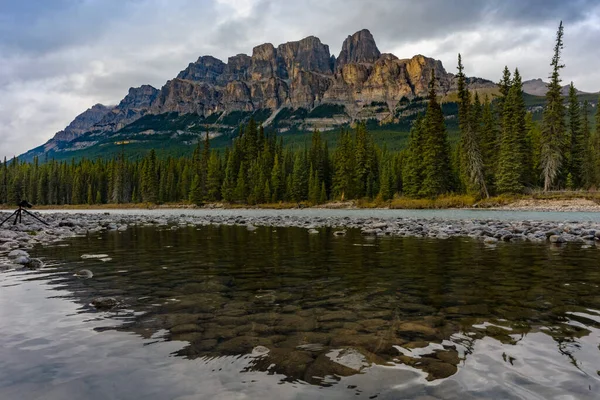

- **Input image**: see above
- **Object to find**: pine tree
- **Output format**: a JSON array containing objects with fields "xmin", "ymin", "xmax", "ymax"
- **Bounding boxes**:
[
  {"xmin": 567, "ymin": 82, "xmax": 584, "ymax": 187},
  {"xmin": 189, "ymin": 174, "xmax": 203, "ymax": 205},
  {"xmin": 496, "ymin": 69, "xmax": 527, "ymax": 193},
  {"xmin": 291, "ymin": 152, "xmax": 308, "ymax": 202},
  {"xmin": 419, "ymin": 70, "xmax": 452, "ymax": 197},
  {"xmin": 221, "ymin": 153, "xmax": 236, "ymax": 202},
  {"xmin": 206, "ymin": 151, "xmax": 222, "ymax": 201},
  {"xmin": 234, "ymin": 161, "xmax": 248, "ymax": 202},
  {"xmin": 270, "ymin": 154, "xmax": 283, "ymax": 202},
  {"xmin": 591, "ymin": 96, "xmax": 600, "ymax": 187},
  {"xmin": 581, "ymin": 101, "xmax": 593, "ymax": 188},
  {"xmin": 480, "ymin": 96, "xmax": 499, "ymax": 190},
  {"xmin": 332, "ymin": 129, "xmax": 356, "ymax": 200},
  {"xmin": 457, "ymin": 54, "xmax": 489, "ymax": 198},
  {"xmin": 142, "ymin": 149, "xmax": 159, "ymax": 202},
  {"xmin": 541, "ymin": 21, "xmax": 567, "ymax": 191},
  {"xmin": 402, "ymin": 116, "xmax": 424, "ymax": 197}
]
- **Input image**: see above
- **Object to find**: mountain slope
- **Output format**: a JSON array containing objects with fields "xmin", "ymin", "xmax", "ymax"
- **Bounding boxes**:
[{"xmin": 21, "ymin": 29, "xmax": 498, "ymax": 161}]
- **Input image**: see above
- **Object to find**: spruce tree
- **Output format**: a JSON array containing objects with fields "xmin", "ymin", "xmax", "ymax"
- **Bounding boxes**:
[
  {"xmin": 402, "ymin": 116, "xmax": 424, "ymax": 197},
  {"xmin": 332, "ymin": 129, "xmax": 356, "ymax": 200},
  {"xmin": 457, "ymin": 54, "xmax": 489, "ymax": 198},
  {"xmin": 567, "ymin": 82, "xmax": 584, "ymax": 187},
  {"xmin": 496, "ymin": 69, "xmax": 527, "ymax": 193},
  {"xmin": 541, "ymin": 21, "xmax": 567, "ymax": 191},
  {"xmin": 291, "ymin": 152, "xmax": 308, "ymax": 202},
  {"xmin": 591, "ymin": 96, "xmax": 600, "ymax": 187},
  {"xmin": 221, "ymin": 153, "xmax": 236, "ymax": 202},
  {"xmin": 419, "ymin": 70, "xmax": 452, "ymax": 197}
]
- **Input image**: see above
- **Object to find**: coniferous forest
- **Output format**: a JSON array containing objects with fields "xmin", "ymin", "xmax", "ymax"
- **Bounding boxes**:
[{"xmin": 1, "ymin": 23, "xmax": 600, "ymax": 207}]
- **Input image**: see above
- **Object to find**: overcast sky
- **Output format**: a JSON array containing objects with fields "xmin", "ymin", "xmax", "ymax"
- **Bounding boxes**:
[{"xmin": 1, "ymin": 0, "xmax": 599, "ymax": 160}]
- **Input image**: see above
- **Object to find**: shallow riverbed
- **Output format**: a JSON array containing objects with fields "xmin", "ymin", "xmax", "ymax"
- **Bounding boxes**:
[{"xmin": 1, "ymin": 222, "xmax": 599, "ymax": 399}]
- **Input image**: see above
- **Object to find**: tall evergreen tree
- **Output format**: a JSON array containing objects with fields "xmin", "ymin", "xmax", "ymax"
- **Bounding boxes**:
[
  {"xmin": 402, "ymin": 116, "xmax": 424, "ymax": 197},
  {"xmin": 496, "ymin": 69, "xmax": 527, "ymax": 193},
  {"xmin": 567, "ymin": 82, "xmax": 584, "ymax": 187},
  {"xmin": 419, "ymin": 70, "xmax": 452, "ymax": 197},
  {"xmin": 541, "ymin": 21, "xmax": 567, "ymax": 191},
  {"xmin": 456, "ymin": 54, "xmax": 489, "ymax": 198}
]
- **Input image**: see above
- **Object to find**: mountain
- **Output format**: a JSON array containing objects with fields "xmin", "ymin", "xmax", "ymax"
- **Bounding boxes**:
[
  {"xmin": 522, "ymin": 78, "xmax": 594, "ymax": 96},
  {"xmin": 21, "ymin": 29, "xmax": 497, "ymax": 161},
  {"xmin": 35, "ymin": 104, "xmax": 112, "ymax": 153}
]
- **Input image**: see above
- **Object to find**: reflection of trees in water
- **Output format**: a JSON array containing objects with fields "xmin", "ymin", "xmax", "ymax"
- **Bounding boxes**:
[{"xmin": 36, "ymin": 225, "xmax": 599, "ymax": 385}]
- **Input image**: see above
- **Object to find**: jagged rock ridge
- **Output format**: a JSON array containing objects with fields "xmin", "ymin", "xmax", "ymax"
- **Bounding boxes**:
[{"xmin": 23, "ymin": 29, "xmax": 498, "ymax": 160}]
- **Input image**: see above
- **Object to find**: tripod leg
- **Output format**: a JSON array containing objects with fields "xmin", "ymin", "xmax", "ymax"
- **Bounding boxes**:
[
  {"xmin": 0, "ymin": 210, "xmax": 18, "ymax": 227},
  {"xmin": 13, "ymin": 210, "xmax": 20, "ymax": 225},
  {"xmin": 22, "ymin": 209, "xmax": 50, "ymax": 226}
]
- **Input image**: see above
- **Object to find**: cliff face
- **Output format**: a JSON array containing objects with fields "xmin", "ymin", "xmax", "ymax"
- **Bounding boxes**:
[
  {"xmin": 23, "ymin": 28, "xmax": 498, "ymax": 160},
  {"xmin": 149, "ymin": 29, "xmax": 463, "ymax": 119}
]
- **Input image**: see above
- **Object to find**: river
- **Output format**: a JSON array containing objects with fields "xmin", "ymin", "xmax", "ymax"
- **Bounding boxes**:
[{"xmin": 1, "ymin": 212, "xmax": 599, "ymax": 399}]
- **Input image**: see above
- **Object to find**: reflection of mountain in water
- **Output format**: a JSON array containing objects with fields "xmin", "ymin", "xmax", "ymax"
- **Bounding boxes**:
[{"xmin": 35, "ymin": 225, "xmax": 600, "ymax": 386}]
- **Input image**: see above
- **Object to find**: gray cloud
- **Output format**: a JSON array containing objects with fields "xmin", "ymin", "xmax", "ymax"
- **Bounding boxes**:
[{"xmin": 1, "ymin": 0, "xmax": 599, "ymax": 160}]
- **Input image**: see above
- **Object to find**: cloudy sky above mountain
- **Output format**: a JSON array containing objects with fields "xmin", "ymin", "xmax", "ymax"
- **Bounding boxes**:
[{"xmin": 1, "ymin": 0, "xmax": 599, "ymax": 159}]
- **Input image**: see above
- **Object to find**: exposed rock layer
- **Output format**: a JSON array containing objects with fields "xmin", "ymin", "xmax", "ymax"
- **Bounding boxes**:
[{"xmin": 25, "ymin": 29, "xmax": 498, "ymax": 160}]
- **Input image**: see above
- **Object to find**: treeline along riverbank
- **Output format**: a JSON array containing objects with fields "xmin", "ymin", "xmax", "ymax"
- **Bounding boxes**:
[{"xmin": 1, "ymin": 23, "xmax": 600, "ymax": 208}]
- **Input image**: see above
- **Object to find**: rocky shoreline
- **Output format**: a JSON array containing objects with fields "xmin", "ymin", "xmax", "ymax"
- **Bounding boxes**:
[{"xmin": 1, "ymin": 211, "xmax": 600, "ymax": 265}]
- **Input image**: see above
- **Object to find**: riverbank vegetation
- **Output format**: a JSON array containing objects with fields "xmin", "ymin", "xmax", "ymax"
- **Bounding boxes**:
[{"xmin": 1, "ymin": 23, "xmax": 600, "ymax": 208}]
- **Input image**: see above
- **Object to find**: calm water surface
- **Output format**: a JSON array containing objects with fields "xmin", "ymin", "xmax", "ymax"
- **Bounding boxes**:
[{"xmin": 1, "ymin": 224, "xmax": 599, "ymax": 399}]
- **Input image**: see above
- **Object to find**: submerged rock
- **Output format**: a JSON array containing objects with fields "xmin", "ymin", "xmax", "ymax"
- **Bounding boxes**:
[
  {"xmin": 75, "ymin": 269, "xmax": 94, "ymax": 279},
  {"xmin": 91, "ymin": 297, "xmax": 118, "ymax": 309},
  {"xmin": 549, "ymin": 235, "xmax": 566, "ymax": 244},
  {"xmin": 8, "ymin": 249, "xmax": 29, "ymax": 259},
  {"xmin": 25, "ymin": 258, "xmax": 44, "ymax": 269},
  {"xmin": 13, "ymin": 255, "xmax": 30, "ymax": 265}
]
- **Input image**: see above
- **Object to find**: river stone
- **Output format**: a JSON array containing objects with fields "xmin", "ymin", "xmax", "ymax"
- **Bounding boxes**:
[
  {"xmin": 250, "ymin": 345, "xmax": 270, "ymax": 357},
  {"xmin": 8, "ymin": 249, "xmax": 29, "ymax": 259},
  {"xmin": 303, "ymin": 353, "xmax": 360, "ymax": 382},
  {"xmin": 171, "ymin": 324, "xmax": 203, "ymax": 335},
  {"xmin": 25, "ymin": 258, "xmax": 44, "ymax": 269},
  {"xmin": 75, "ymin": 269, "xmax": 94, "ymax": 278},
  {"xmin": 483, "ymin": 237, "xmax": 498, "ymax": 244},
  {"xmin": 13, "ymin": 255, "xmax": 30, "ymax": 265},
  {"xmin": 91, "ymin": 297, "xmax": 118, "ymax": 309},
  {"xmin": 308, "ymin": 229, "xmax": 319, "ymax": 234},
  {"xmin": 326, "ymin": 348, "xmax": 371, "ymax": 371},
  {"xmin": 333, "ymin": 230, "xmax": 346, "ymax": 236},
  {"xmin": 549, "ymin": 235, "xmax": 566, "ymax": 244},
  {"xmin": 396, "ymin": 322, "xmax": 438, "ymax": 337},
  {"xmin": 216, "ymin": 336, "xmax": 271, "ymax": 355}
]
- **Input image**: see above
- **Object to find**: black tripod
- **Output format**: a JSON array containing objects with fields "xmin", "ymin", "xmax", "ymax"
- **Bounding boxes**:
[{"xmin": 0, "ymin": 200, "xmax": 49, "ymax": 227}]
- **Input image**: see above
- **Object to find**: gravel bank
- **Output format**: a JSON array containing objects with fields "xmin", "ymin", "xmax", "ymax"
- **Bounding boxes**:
[{"xmin": 2, "ymin": 210, "xmax": 600, "ymax": 266}]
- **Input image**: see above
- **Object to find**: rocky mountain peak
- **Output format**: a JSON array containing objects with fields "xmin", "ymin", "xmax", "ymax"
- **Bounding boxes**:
[
  {"xmin": 118, "ymin": 85, "xmax": 159, "ymax": 110},
  {"xmin": 336, "ymin": 29, "xmax": 381, "ymax": 72},
  {"xmin": 277, "ymin": 35, "xmax": 332, "ymax": 78},
  {"xmin": 177, "ymin": 56, "xmax": 226, "ymax": 83}
]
